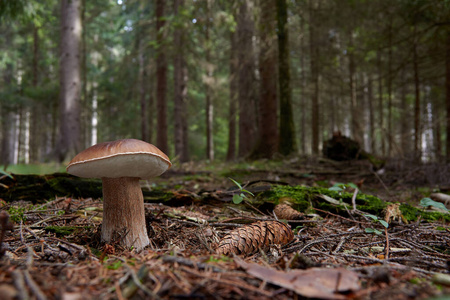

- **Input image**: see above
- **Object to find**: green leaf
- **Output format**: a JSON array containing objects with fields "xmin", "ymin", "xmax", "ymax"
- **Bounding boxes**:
[
  {"xmin": 242, "ymin": 189, "xmax": 255, "ymax": 197},
  {"xmin": 364, "ymin": 214, "xmax": 378, "ymax": 221},
  {"xmin": 378, "ymin": 220, "xmax": 389, "ymax": 228},
  {"xmin": 229, "ymin": 178, "xmax": 243, "ymax": 190},
  {"xmin": 420, "ymin": 198, "xmax": 449, "ymax": 211},
  {"xmin": 365, "ymin": 227, "xmax": 382, "ymax": 235},
  {"xmin": 328, "ymin": 186, "xmax": 343, "ymax": 192},
  {"xmin": 347, "ymin": 183, "xmax": 358, "ymax": 189},
  {"xmin": 0, "ymin": 169, "xmax": 13, "ymax": 179},
  {"xmin": 232, "ymin": 194, "xmax": 243, "ymax": 204}
]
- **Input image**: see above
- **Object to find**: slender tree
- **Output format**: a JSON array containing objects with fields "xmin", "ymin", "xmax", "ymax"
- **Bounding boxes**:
[
  {"xmin": 174, "ymin": 0, "xmax": 189, "ymax": 162},
  {"xmin": 156, "ymin": 0, "xmax": 168, "ymax": 154},
  {"xmin": 309, "ymin": 0, "xmax": 320, "ymax": 155},
  {"xmin": 251, "ymin": 0, "xmax": 278, "ymax": 158},
  {"xmin": 237, "ymin": 0, "xmax": 257, "ymax": 157},
  {"xmin": 277, "ymin": 0, "xmax": 296, "ymax": 155},
  {"xmin": 446, "ymin": 30, "xmax": 450, "ymax": 161},
  {"xmin": 56, "ymin": 0, "xmax": 82, "ymax": 161},
  {"xmin": 227, "ymin": 30, "xmax": 238, "ymax": 161}
]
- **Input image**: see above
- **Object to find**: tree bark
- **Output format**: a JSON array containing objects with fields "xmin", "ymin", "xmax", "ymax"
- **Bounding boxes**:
[
  {"xmin": 156, "ymin": 0, "xmax": 168, "ymax": 154},
  {"xmin": 57, "ymin": 0, "xmax": 82, "ymax": 162},
  {"xmin": 348, "ymin": 30, "xmax": 362, "ymax": 146},
  {"xmin": 413, "ymin": 25, "xmax": 421, "ymax": 159},
  {"xmin": 205, "ymin": 0, "xmax": 214, "ymax": 161},
  {"xmin": 227, "ymin": 30, "xmax": 238, "ymax": 161},
  {"xmin": 250, "ymin": 0, "xmax": 278, "ymax": 159},
  {"xmin": 237, "ymin": 1, "xmax": 257, "ymax": 157},
  {"xmin": 174, "ymin": 0, "xmax": 189, "ymax": 162},
  {"xmin": 309, "ymin": 0, "xmax": 320, "ymax": 155},
  {"xmin": 377, "ymin": 51, "xmax": 385, "ymax": 156},
  {"xmin": 446, "ymin": 31, "xmax": 450, "ymax": 161},
  {"xmin": 277, "ymin": 0, "xmax": 296, "ymax": 156}
]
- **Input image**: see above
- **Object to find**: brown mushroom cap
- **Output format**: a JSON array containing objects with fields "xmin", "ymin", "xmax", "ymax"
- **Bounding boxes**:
[{"xmin": 66, "ymin": 139, "xmax": 171, "ymax": 179}]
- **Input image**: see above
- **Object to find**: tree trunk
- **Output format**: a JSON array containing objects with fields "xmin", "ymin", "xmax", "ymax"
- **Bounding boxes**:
[
  {"xmin": 30, "ymin": 25, "xmax": 40, "ymax": 163},
  {"xmin": 400, "ymin": 68, "xmax": 410, "ymax": 157},
  {"xmin": 413, "ymin": 25, "xmax": 421, "ymax": 159},
  {"xmin": 174, "ymin": 0, "xmax": 189, "ymax": 162},
  {"xmin": 57, "ymin": 0, "xmax": 82, "ymax": 162},
  {"xmin": 205, "ymin": 0, "xmax": 214, "ymax": 161},
  {"xmin": 377, "ymin": 51, "xmax": 385, "ymax": 156},
  {"xmin": 277, "ymin": 0, "xmax": 296, "ymax": 156},
  {"xmin": 299, "ymin": 16, "xmax": 306, "ymax": 154},
  {"xmin": 446, "ymin": 31, "xmax": 450, "ymax": 161},
  {"xmin": 309, "ymin": 0, "xmax": 320, "ymax": 155},
  {"xmin": 367, "ymin": 74, "xmax": 375, "ymax": 153},
  {"xmin": 238, "ymin": 1, "xmax": 257, "ymax": 157},
  {"xmin": 227, "ymin": 30, "xmax": 238, "ymax": 161},
  {"xmin": 139, "ymin": 38, "xmax": 148, "ymax": 142},
  {"xmin": 250, "ymin": 0, "xmax": 278, "ymax": 159},
  {"xmin": 387, "ymin": 23, "xmax": 393, "ymax": 156},
  {"xmin": 348, "ymin": 30, "xmax": 362, "ymax": 146},
  {"xmin": 156, "ymin": 0, "xmax": 168, "ymax": 154}
]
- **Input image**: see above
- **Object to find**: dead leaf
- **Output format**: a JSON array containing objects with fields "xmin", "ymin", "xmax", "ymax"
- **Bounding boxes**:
[{"xmin": 234, "ymin": 256, "xmax": 360, "ymax": 300}]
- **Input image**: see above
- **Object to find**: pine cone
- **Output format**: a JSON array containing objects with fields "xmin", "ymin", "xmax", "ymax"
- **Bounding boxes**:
[
  {"xmin": 216, "ymin": 220, "xmax": 294, "ymax": 256},
  {"xmin": 273, "ymin": 204, "xmax": 304, "ymax": 220}
]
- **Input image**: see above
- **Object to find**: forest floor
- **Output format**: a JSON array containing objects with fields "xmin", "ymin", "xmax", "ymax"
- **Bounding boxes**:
[{"xmin": 0, "ymin": 156, "xmax": 449, "ymax": 300}]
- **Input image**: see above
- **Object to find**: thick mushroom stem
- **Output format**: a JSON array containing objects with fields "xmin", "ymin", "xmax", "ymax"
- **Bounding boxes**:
[{"xmin": 101, "ymin": 177, "xmax": 150, "ymax": 251}]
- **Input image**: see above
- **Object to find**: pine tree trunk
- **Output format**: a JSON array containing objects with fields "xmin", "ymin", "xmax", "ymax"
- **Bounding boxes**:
[
  {"xmin": 227, "ymin": 30, "xmax": 238, "ymax": 161},
  {"xmin": 174, "ymin": 0, "xmax": 189, "ymax": 162},
  {"xmin": 205, "ymin": 0, "xmax": 214, "ymax": 161},
  {"xmin": 57, "ymin": 0, "xmax": 82, "ymax": 162},
  {"xmin": 277, "ymin": 0, "xmax": 296, "ymax": 156},
  {"xmin": 348, "ymin": 30, "xmax": 362, "ymax": 146},
  {"xmin": 139, "ymin": 37, "xmax": 148, "ymax": 142},
  {"xmin": 413, "ymin": 25, "xmax": 421, "ymax": 159},
  {"xmin": 446, "ymin": 31, "xmax": 450, "ymax": 161},
  {"xmin": 238, "ymin": 1, "xmax": 257, "ymax": 157},
  {"xmin": 309, "ymin": 0, "xmax": 320, "ymax": 155},
  {"xmin": 377, "ymin": 51, "xmax": 385, "ymax": 156},
  {"xmin": 156, "ymin": 0, "xmax": 168, "ymax": 154},
  {"xmin": 251, "ymin": 0, "xmax": 278, "ymax": 159}
]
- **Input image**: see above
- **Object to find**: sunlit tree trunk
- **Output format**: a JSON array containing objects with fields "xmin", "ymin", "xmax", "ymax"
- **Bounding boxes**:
[
  {"xmin": 30, "ymin": 24, "xmax": 40, "ymax": 163},
  {"xmin": 399, "ymin": 68, "xmax": 410, "ymax": 157},
  {"xmin": 57, "ymin": 0, "xmax": 82, "ymax": 162},
  {"xmin": 277, "ymin": 0, "xmax": 296, "ymax": 156},
  {"xmin": 250, "ymin": 0, "xmax": 278, "ymax": 159},
  {"xmin": 174, "ymin": 0, "xmax": 189, "ymax": 162},
  {"xmin": 156, "ymin": 0, "xmax": 168, "ymax": 154},
  {"xmin": 238, "ymin": 0, "xmax": 257, "ymax": 157}
]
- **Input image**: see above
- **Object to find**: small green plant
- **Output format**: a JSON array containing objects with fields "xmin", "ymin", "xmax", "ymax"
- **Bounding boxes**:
[
  {"xmin": 364, "ymin": 214, "xmax": 389, "ymax": 235},
  {"xmin": 229, "ymin": 178, "xmax": 254, "ymax": 204},
  {"xmin": 419, "ymin": 198, "xmax": 449, "ymax": 212}
]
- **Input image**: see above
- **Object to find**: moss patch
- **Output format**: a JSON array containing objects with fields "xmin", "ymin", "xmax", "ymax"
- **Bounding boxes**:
[{"xmin": 259, "ymin": 185, "xmax": 386, "ymax": 215}]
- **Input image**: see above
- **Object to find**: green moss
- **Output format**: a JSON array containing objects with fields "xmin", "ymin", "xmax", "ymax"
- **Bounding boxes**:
[
  {"xmin": 45, "ymin": 226, "xmax": 80, "ymax": 236},
  {"xmin": 399, "ymin": 203, "xmax": 450, "ymax": 223},
  {"xmin": 261, "ymin": 185, "xmax": 386, "ymax": 214}
]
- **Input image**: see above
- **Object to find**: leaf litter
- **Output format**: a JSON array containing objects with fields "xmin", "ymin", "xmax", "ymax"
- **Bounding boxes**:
[{"xmin": 0, "ymin": 159, "xmax": 450, "ymax": 299}]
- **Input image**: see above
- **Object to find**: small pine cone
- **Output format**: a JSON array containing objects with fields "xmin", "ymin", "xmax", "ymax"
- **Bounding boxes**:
[
  {"xmin": 273, "ymin": 204, "xmax": 304, "ymax": 220},
  {"xmin": 216, "ymin": 220, "xmax": 294, "ymax": 256}
]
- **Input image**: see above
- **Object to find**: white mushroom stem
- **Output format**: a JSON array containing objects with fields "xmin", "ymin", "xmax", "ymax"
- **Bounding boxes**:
[{"xmin": 101, "ymin": 177, "xmax": 150, "ymax": 251}]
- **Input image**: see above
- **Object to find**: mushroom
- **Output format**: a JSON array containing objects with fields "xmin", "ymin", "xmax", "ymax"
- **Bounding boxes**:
[{"xmin": 66, "ymin": 139, "xmax": 171, "ymax": 251}]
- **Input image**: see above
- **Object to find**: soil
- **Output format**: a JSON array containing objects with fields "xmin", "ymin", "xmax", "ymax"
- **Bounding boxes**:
[{"xmin": 0, "ymin": 157, "xmax": 449, "ymax": 299}]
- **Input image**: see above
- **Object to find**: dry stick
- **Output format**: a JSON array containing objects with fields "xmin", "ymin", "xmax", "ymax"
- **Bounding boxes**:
[
  {"xmin": 180, "ymin": 266, "xmax": 274, "ymax": 298},
  {"xmin": 12, "ymin": 270, "xmax": 29, "ymax": 300},
  {"xmin": 312, "ymin": 207, "xmax": 367, "ymax": 225},
  {"xmin": 23, "ymin": 270, "xmax": 48, "ymax": 300},
  {"xmin": 384, "ymin": 227, "xmax": 390, "ymax": 259},
  {"xmin": 351, "ymin": 188, "xmax": 359, "ymax": 212}
]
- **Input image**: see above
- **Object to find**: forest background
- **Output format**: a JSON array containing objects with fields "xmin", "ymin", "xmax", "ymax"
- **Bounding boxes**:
[{"xmin": 1, "ymin": 0, "xmax": 450, "ymax": 168}]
